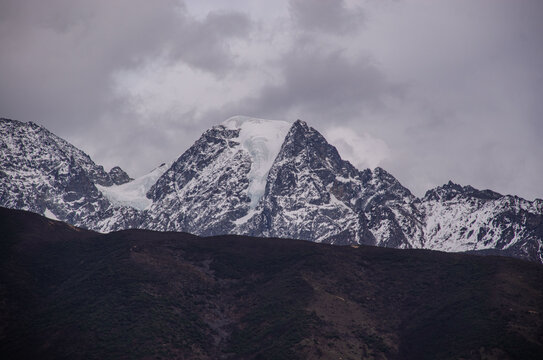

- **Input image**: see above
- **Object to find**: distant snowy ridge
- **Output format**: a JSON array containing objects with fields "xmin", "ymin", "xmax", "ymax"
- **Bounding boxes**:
[{"xmin": 1, "ymin": 116, "xmax": 542, "ymax": 263}]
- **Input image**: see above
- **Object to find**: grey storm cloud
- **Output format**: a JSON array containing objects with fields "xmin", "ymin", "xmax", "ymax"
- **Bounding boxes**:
[
  {"xmin": 289, "ymin": 0, "xmax": 365, "ymax": 34},
  {"xmin": 1, "ymin": 0, "xmax": 542, "ymax": 200},
  {"xmin": 0, "ymin": 0, "xmax": 251, "ymax": 130},
  {"xmin": 169, "ymin": 10, "xmax": 252, "ymax": 73},
  {"xmin": 240, "ymin": 46, "xmax": 397, "ymax": 121}
]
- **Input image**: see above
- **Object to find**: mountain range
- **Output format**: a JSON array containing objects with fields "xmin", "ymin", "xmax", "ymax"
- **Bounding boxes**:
[{"xmin": 1, "ymin": 116, "xmax": 542, "ymax": 263}]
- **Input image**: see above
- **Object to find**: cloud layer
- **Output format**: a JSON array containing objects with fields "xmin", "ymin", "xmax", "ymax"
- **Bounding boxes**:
[{"xmin": 1, "ymin": 0, "xmax": 542, "ymax": 200}]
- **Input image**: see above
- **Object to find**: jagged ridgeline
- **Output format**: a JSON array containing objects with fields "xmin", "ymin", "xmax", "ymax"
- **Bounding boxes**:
[{"xmin": 1, "ymin": 116, "xmax": 542, "ymax": 262}]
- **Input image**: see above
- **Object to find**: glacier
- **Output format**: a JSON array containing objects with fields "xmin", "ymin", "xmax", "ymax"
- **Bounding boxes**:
[
  {"xmin": 96, "ymin": 162, "xmax": 170, "ymax": 210},
  {"xmin": 221, "ymin": 116, "xmax": 291, "ymax": 208}
]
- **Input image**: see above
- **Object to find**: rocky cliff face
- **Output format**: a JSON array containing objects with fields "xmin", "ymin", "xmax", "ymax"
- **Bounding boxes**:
[
  {"xmin": 109, "ymin": 166, "xmax": 133, "ymax": 185},
  {"xmin": 1, "ymin": 116, "xmax": 541, "ymax": 263}
]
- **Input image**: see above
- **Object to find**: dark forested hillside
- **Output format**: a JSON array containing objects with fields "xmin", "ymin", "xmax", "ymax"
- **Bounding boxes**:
[{"xmin": 1, "ymin": 207, "xmax": 542, "ymax": 359}]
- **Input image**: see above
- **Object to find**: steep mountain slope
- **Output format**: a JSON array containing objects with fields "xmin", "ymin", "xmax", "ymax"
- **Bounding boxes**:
[
  {"xmin": 1, "ymin": 207, "xmax": 542, "ymax": 360},
  {"xmin": 1, "ymin": 116, "xmax": 542, "ymax": 263},
  {"xmin": 0, "ymin": 118, "xmax": 140, "ymax": 231}
]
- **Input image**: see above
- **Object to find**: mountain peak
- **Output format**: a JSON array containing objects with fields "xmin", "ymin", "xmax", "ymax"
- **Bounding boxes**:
[
  {"xmin": 424, "ymin": 181, "xmax": 502, "ymax": 202},
  {"xmin": 292, "ymin": 118, "xmax": 308, "ymax": 127}
]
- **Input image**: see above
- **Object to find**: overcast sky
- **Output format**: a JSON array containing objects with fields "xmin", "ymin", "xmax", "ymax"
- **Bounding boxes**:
[{"xmin": 1, "ymin": 0, "xmax": 542, "ymax": 200}]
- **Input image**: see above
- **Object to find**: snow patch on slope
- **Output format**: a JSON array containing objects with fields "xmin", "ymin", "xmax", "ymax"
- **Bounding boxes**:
[
  {"xmin": 97, "ymin": 163, "xmax": 170, "ymax": 210},
  {"xmin": 222, "ymin": 116, "xmax": 291, "ymax": 208},
  {"xmin": 44, "ymin": 208, "xmax": 59, "ymax": 221}
]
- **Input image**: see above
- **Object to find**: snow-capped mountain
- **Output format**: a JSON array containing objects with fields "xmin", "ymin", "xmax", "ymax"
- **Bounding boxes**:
[
  {"xmin": 236, "ymin": 119, "xmax": 424, "ymax": 248},
  {"xmin": 0, "ymin": 118, "xmax": 140, "ymax": 231},
  {"xmin": 143, "ymin": 116, "xmax": 292, "ymax": 235},
  {"xmin": 1, "ymin": 116, "xmax": 541, "ymax": 263},
  {"xmin": 421, "ymin": 182, "xmax": 543, "ymax": 261}
]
